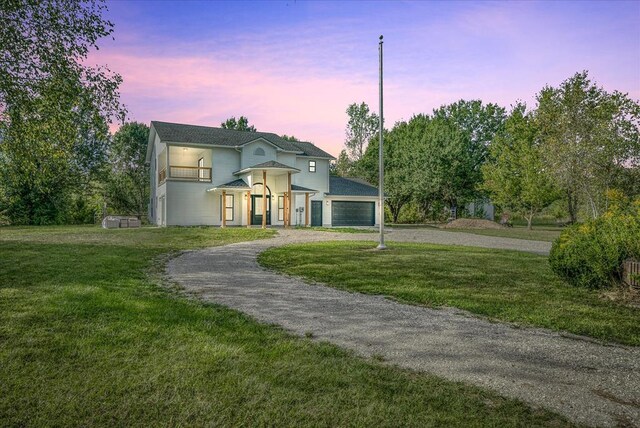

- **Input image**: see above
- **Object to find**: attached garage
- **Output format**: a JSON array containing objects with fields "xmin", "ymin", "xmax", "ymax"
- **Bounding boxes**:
[
  {"xmin": 331, "ymin": 201, "xmax": 375, "ymax": 226},
  {"xmin": 326, "ymin": 177, "xmax": 380, "ymax": 227}
]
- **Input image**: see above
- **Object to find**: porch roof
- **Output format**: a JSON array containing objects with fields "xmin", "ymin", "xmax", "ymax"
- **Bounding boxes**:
[
  {"xmin": 291, "ymin": 184, "xmax": 318, "ymax": 193},
  {"xmin": 206, "ymin": 178, "xmax": 249, "ymax": 192},
  {"xmin": 233, "ymin": 160, "xmax": 300, "ymax": 175}
]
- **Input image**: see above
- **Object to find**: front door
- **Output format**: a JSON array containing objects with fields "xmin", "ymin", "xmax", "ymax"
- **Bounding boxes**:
[
  {"xmin": 311, "ymin": 200, "xmax": 322, "ymax": 226},
  {"xmin": 251, "ymin": 195, "xmax": 271, "ymax": 225}
]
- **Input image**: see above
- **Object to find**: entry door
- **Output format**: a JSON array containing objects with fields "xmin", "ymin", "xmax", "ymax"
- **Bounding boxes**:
[
  {"xmin": 311, "ymin": 200, "xmax": 322, "ymax": 226},
  {"xmin": 251, "ymin": 195, "xmax": 271, "ymax": 225}
]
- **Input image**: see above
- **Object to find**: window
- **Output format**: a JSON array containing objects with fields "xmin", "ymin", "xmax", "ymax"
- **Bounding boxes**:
[
  {"xmin": 309, "ymin": 160, "xmax": 316, "ymax": 173},
  {"xmin": 220, "ymin": 194, "xmax": 234, "ymax": 221},
  {"xmin": 198, "ymin": 157, "xmax": 205, "ymax": 181},
  {"xmin": 254, "ymin": 147, "xmax": 265, "ymax": 156},
  {"xmin": 278, "ymin": 196, "xmax": 284, "ymax": 221}
]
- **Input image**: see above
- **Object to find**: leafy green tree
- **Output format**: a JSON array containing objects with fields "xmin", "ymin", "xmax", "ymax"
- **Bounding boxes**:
[
  {"xmin": 482, "ymin": 104, "xmax": 559, "ymax": 229},
  {"xmin": 0, "ymin": 0, "xmax": 123, "ymax": 224},
  {"xmin": 360, "ymin": 125, "xmax": 413, "ymax": 223},
  {"xmin": 105, "ymin": 123, "xmax": 150, "ymax": 218},
  {"xmin": 536, "ymin": 71, "xmax": 640, "ymax": 222},
  {"xmin": 331, "ymin": 149, "xmax": 353, "ymax": 177},
  {"xmin": 345, "ymin": 102, "xmax": 379, "ymax": 161},
  {"xmin": 433, "ymin": 100, "xmax": 506, "ymax": 161},
  {"xmin": 280, "ymin": 134, "xmax": 299, "ymax": 141},
  {"xmin": 410, "ymin": 115, "xmax": 479, "ymax": 215},
  {"xmin": 221, "ymin": 116, "xmax": 256, "ymax": 132}
]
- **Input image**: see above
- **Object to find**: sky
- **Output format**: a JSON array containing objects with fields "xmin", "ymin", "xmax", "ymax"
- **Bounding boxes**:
[{"xmin": 90, "ymin": 0, "xmax": 640, "ymax": 156}]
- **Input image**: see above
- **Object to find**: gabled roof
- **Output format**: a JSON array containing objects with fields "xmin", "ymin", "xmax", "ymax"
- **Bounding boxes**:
[
  {"xmin": 233, "ymin": 160, "xmax": 301, "ymax": 175},
  {"xmin": 291, "ymin": 184, "xmax": 318, "ymax": 193},
  {"xmin": 288, "ymin": 140, "xmax": 335, "ymax": 159},
  {"xmin": 328, "ymin": 176, "xmax": 379, "ymax": 197},
  {"xmin": 217, "ymin": 179, "xmax": 250, "ymax": 189},
  {"xmin": 150, "ymin": 121, "xmax": 334, "ymax": 158}
]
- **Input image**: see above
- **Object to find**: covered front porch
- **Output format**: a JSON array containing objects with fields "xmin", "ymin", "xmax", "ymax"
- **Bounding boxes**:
[{"xmin": 207, "ymin": 161, "xmax": 317, "ymax": 229}]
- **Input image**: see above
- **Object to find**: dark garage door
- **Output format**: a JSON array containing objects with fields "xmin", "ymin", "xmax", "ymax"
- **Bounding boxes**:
[{"xmin": 331, "ymin": 201, "xmax": 375, "ymax": 226}]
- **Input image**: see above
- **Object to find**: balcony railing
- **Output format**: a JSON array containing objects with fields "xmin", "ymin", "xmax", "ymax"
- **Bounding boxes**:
[
  {"xmin": 169, "ymin": 165, "xmax": 212, "ymax": 182},
  {"xmin": 158, "ymin": 166, "xmax": 212, "ymax": 185}
]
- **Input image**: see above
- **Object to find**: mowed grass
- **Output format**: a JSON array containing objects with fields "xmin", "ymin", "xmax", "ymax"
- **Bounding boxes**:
[
  {"xmin": 297, "ymin": 226, "xmax": 375, "ymax": 233},
  {"xmin": 440, "ymin": 226, "xmax": 563, "ymax": 242},
  {"xmin": 0, "ymin": 226, "xmax": 572, "ymax": 426},
  {"xmin": 259, "ymin": 242, "xmax": 640, "ymax": 345}
]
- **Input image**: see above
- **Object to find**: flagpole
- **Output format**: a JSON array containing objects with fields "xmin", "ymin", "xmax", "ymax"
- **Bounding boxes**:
[{"xmin": 377, "ymin": 35, "xmax": 386, "ymax": 250}]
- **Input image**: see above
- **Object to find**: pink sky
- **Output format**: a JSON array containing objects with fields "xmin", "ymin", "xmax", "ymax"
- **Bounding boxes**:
[{"xmin": 91, "ymin": 1, "xmax": 640, "ymax": 156}]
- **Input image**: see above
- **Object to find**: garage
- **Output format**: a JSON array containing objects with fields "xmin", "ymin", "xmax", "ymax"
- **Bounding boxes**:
[{"xmin": 332, "ymin": 201, "xmax": 375, "ymax": 226}]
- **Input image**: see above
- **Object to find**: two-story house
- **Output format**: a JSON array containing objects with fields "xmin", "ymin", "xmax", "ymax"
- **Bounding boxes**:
[{"xmin": 146, "ymin": 121, "xmax": 381, "ymax": 227}]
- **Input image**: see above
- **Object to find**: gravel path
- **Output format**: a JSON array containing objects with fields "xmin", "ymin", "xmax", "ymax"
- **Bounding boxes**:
[{"xmin": 168, "ymin": 229, "xmax": 639, "ymax": 427}]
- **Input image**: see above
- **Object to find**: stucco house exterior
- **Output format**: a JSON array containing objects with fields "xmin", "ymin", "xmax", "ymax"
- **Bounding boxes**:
[{"xmin": 146, "ymin": 121, "xmax": 381, "ymax": 227}]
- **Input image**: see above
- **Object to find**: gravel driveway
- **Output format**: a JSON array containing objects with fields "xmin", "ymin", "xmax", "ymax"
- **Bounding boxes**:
[{"xmin": 168, "ymin": 229, "xmax": 638, "ymax": 427}]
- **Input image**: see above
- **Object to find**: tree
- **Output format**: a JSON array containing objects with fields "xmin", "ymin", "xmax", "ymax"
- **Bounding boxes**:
[
  {"xmin": 431, "ymin": 100, "xmax": 506, "ymax": 205},
  {"xmin": 281, "ymin": 134, "xmax": 299, "ymax": 141},
  {"xmin": 221, "ymin": 116, "xmax": 256, "ymax": 132},
  {"xmin": 360, "ymin": 124, "xmax": 413, "ymax": 223},
  {"xmin": 105, "ymin": 122, "xmax": 150, "ymax": 218},
  {"xmin": 331, "ymin": 149, "xmax": 353, "ymax": 177},
  {"xmin": 410, "ymin": 115, "xmax": 478, "ymax": 215},
  {"xmin": 0, "ymin": 0, "xmax": 124, "ymax": 224},
  {"xmin": 536, "ymin": 71, "xmax": 640, "ymax": 222},
  {"xmin": 482, "ymin": 104, "xmax": 559, "ymax": 229},
  {"xmin": 344, "ymin": 102, "xmax": 379, "ymax": 161}
]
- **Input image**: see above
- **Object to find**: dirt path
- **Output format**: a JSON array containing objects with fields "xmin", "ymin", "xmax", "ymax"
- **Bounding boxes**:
[{"xmin": 168, "ymin": 230, "xmax": 639, "ymax": 427}]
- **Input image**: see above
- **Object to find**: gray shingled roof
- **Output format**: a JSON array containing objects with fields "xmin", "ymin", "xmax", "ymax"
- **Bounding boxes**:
[
  {"xmin": 215, "ymin": 179, "xmax": 249, "ymax": 189},
  {"xmin": 328, "ymin": 176, "xmax": 379, "ymax": 197},
  {"xmin": 151, "ymin": 121, "xmax": 334, "ymax": 158},
  {"xmin": 291, "ymin": 184, "xmax": 318, "ymax": 192},
  {"xmin": 235, "ymin": 160, "xmax": 300, "ymax": 173},
  {"xmin": 289, "ymin": 140, "xmax": 334, "ymax": 159}
]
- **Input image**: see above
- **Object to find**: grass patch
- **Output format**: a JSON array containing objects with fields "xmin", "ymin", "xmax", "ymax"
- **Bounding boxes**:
[
  {"xmin": 0, "ymin": 226, "xmax": 572, "ymax": 426},
  {"xmin": 441, "ymin": 226, "xmax": 562, "ymax": 242},
  {"xmin": 296, "ymin": 226, "xmax": 374, "ymax": 233},
  {"xmin": 259, "ymin": 241, "xmax": 640, "ymax": 345}
]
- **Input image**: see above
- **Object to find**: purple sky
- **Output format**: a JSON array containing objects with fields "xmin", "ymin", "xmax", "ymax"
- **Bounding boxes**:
[{"xmin": 91, "ymin": 0, "xmax": 640, "ymax": 156}]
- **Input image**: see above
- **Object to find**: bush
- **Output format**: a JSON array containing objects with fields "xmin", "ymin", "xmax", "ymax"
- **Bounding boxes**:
[{"xmin": 549, "ymin": 193, "xmax": 640, "ymax": 289}]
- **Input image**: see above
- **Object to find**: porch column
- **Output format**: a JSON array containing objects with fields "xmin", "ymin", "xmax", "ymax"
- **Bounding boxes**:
[
  {"xmin": 246, "ymin": 190, "xmax": 251, "ymax": 228},
  {"xmin": 262, "ymin": 170, "xmax": 267, "ymax": 229},
  {"xmin": 221, "ymin": 190, "xmax": 226, "ymax": 228},
  {"xmin": 305, "ymin": 192, "xmax": 310, "ymax": 227},
  {"xmin": 166, "ymin": 146, "xmax": 170, "ymax": 179},
  {"xmin": 287, "ymin": 172, "xmax": 292, "ymax": 228},
  {"xmin": 283, "ymin": 187, "xmax": 288, "ymax": 227}
]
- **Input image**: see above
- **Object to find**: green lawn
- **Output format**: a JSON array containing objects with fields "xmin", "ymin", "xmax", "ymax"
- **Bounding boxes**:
[
  {"xmin": 297, "ymin": 226, "xmax": 375, "ymax": 233},
  {"xmin": 259, "ymin": 242, "xmax": 640, "ymax": 346},
  {"xmin": 440, "ymin": 226, "xmax": 563, "ymax": 242},
  {"xmin": 0, "ymin": 225, "xmax": 571, "ymax": 426}
]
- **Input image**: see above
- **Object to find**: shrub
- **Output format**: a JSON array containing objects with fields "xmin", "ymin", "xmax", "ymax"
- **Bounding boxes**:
[{"xmin": 549, "ymin": 192, "xmax": 640, "ymax": 289}]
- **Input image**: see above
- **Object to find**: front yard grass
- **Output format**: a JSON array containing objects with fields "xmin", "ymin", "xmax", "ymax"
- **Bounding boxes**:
[
  {"xmin": 259, "ymin": 241, "xmax": 640, "ymax": 346},
  {"xmin": 0, "ymin": 226, "xmax": 571, "ymax": 426},
  {"xmin": 296, "ymin": 226, "xmax": 374, "ymax": 233},
  {"xmin": 440, "ymin": 225, "xmax": 562, "ymax": 242}
]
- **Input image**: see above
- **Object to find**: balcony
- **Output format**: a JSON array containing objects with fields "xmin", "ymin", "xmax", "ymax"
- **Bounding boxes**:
[{"xmin": 158, "ymin": 166, "xmax": 212, "ymax": 184}]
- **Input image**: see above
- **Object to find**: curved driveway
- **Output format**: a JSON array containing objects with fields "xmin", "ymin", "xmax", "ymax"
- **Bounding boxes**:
[{"xmin": 168, "ymin": 229, "xmax": 639, "ymax": 427}]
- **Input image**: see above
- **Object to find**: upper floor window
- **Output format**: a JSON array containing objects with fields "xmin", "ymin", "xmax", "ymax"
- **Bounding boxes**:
[
  {"xmin": 254, "ymin": 147, "xmax": 265, "ymax": 156},
  {"xmin": 198, "ymin": 157, "xmax": 206, "ymax": 181},
  {"xmin": 309, "ymin": 160, "xmax": 316, "ymax": 173}
]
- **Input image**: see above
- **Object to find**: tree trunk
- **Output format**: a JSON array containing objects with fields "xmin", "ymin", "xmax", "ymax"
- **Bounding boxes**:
[
  {"xmin": 566, "ymin": 190, "xmax": 578, "ymax": 224},
  {"xmin": 525, "ymin": 213, "xmax": 533, "ymax": 230}
]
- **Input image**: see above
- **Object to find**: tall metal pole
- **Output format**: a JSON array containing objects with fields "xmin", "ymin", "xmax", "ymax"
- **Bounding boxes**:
[{"xmin": 377, "ymin": 35, "xmax": 386, "ymax": 250}]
